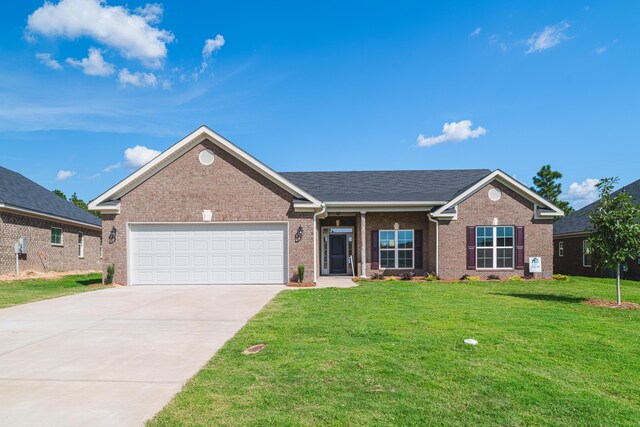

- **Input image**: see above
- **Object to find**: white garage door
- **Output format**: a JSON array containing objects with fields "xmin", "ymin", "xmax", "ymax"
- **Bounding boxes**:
[{"xmin": 129, "ymin": 223, "xmax": 287, "ymax": 285}]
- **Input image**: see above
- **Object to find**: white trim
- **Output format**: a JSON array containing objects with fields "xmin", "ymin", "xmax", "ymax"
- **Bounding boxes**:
[
  {"xmin": 378, "ymin": 229, "xmax": 415, "ymax": 270},
  {"xmin": 313, "ymin": 203, "xmax": 327, "ymax": 283},
  {"xmin": 553, "ymin": 231, "xmax": 591, "ymax": 239},
  {"xmin": 360, "ymin": 211, "xmax": 366, "ymax": 277},
  {"xmin": 320, "ymin": 226, "xmax": 355, "ymax": 276},
  {"xmin": 432, "ymin": 170, "xmax": 565, "ymax": 219},
  {"xmin": 0, "ymin": 203, "xmax": 101, "ymax": 231},
  {"xmin": 89, "ymin": 126, "xmax": 322, "ymax": 212}
]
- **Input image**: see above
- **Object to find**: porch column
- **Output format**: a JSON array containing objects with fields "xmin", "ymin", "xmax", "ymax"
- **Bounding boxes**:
[{"xmin": 360, "ymin": 211, "xmax": 366, "ymax": 277}]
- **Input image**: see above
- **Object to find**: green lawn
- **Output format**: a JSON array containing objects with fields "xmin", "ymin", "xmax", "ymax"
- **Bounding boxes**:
[
  {"xmin": 0, "ymin": 273, "xmax": 106, "ymax": 309},
  {"xmin": 149, "ymin": 277, "xmax": 640, "ymax": 426}
]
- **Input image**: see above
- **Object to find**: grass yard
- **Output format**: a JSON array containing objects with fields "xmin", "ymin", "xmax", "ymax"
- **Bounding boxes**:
[
  {"xmin": 0, "ymin": 273, "xmax": 106, "ymax": 309},
  {"xmin": 150, "ymin": 277, "xmax": 640, "ymax": 426}
]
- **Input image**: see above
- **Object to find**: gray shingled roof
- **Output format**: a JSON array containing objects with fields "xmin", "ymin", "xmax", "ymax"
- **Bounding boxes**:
[
  {"xmin": 554, "ymin": 178, "xmax": 640, "ymax": 236},
  {"xmin": 280, "ymin": 169, "xmax": 491, "ymax": 202},
  {"xmin": 0, "ymin": 166, "xmax": 101, "ymax": 227}
]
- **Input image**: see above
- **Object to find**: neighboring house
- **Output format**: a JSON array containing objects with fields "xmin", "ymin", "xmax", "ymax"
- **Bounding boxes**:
[
  {"xmin": 89, "ymin": 126, "xmax": 564, "ymax": 285},
  {"xmin": 0, "ymin": 166, "xmax": 102, "ymax": 276},
  {"xmin": 554, "ymin": 178, "xmax": 640, "ymax": 280}
]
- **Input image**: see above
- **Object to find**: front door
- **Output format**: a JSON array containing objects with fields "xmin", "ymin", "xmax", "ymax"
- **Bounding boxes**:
[{"xmin": 329, "ymin": 234, "xmax": 347, "ymax": 274}]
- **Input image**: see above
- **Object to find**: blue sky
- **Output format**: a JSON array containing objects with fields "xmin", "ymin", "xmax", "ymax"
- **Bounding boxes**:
[{"xmin": 0, "ymin": 1, "xmax": 638, "ymax": 209}]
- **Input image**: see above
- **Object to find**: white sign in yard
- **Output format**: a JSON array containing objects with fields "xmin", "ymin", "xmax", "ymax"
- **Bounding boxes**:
[{"xmin": 529, "ymin": 257, "xmax": 542, "ymax": 273}]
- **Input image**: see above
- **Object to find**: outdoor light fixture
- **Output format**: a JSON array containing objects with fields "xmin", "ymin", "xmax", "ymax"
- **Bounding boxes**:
[
  {"xmin": 295, "ymin": 225, "xmax": 304, "ymax": 243},
  {"xmin": 109, "ymin": 227, "xmax": 117, "ymax": 244}
]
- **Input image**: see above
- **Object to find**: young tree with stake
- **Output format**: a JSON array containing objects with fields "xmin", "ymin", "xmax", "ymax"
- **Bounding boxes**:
[{"xmin": 588, "ymin": 177, "xmax": 640, "ymax": 305}]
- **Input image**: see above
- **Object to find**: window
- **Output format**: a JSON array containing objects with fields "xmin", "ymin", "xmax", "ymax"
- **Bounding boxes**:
[
  {"xmin": 379, "ymin": 230, "xmax": 414, "ymax": 269},
  {"xmin": 476, "ymin": 226, "xmax": 514, "ymax": 269},
  {"xmin": 51, "ymin": 227, "xmax": 62, "ymax": 245},
  {"xmin": 78, "ymin": 232, "xmax": 84, "ymax": 258},
  {"xmin": 99, "ymin": 236, "xmax": 103, "ymax": 259},
  {"xmin": 583, "ymin": 240, "xmax": 592, "ymax": 267},
  {"xmin": 558, "ymin": 241, "xmax": 564, "ymax": 257}
]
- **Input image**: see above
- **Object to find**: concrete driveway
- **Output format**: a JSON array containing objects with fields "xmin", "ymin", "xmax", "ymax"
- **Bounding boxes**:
[{"xmin": 0, "ymin": 285, "xmax": 284, "ymax": 427}]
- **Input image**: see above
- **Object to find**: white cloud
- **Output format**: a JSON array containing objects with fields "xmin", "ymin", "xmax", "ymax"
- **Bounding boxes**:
[
  {"xmin": 562, "ymin": 178, "xmax": 600, "ymax": 208},
  {"xmin": 124, "ymin": 145, "xmax": 160, "ymax": 168},
  {"xmin": 196, "ymin": 35, "xmax": 225, "ymax": 77},
  {"xmin": 135, "ymin": 3, "xmax": 163, "ymax": 24},
  {"xmin": 66, "ymin": 47, "xmax": 115, "ymax": 76},
  {"xmin": 27, "ymin": 0, "xmax": 174, "ymax": 68},
  {"xmin": 417, "ymin": 120, "xmax": 487, "ymax": 148},
  {"xmin": 469, "ymin": 27, "xmax": 482, "ymax": 38},
  {"xmin": 56, "ymin": 170, "xmax": 76, "ymax": 180},
  {"xmin": 595, "ymin": 46, "xmax": 608, "ymax": 55},
  {"xmin": 526, "ymin": 21, "xmax": 569, "ymax": 54},
  {"xmin": 118, "ymin": 68, "xmax": 157, "ymax": 87},
  {"xmin": 35, "ymin": 52, "xmax": 63, "ymax": 70},
  {"xmin": 103, "ymin": 163, "xmax": 121, "ymax": 173}
]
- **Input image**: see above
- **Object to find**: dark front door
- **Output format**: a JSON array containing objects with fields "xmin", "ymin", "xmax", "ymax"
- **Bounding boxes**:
[{"xmin": 329, "ymin": 234, "xmax": 347, "ymax": 274}]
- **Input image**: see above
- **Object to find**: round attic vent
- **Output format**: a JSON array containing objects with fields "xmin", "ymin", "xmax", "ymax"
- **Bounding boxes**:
[
  {"xmin": 488, "ymin": 188, "xmax": 502, "ymax": 201},
  {"xmin": 199, "ymin": 149, "xmax": 215, "ymax": 165}
]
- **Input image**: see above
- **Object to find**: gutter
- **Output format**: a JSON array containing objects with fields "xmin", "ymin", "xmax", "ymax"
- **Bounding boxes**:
[
  {"xmin": 313, "ymin": 203, "xmax": 327, "ymax": 283},
  {"xmin": 427, "ymin": 213, "xmax": 439, "ymax": 275},
  {"xmin": 0, "ymin": 203, "xmax": 102, "ymax": 231}
]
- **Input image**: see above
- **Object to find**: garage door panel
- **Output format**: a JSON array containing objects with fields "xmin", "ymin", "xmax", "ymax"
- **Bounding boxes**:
[{"xmin": 130, "ymin": 223, "xmax": 287, "ymax": 285}]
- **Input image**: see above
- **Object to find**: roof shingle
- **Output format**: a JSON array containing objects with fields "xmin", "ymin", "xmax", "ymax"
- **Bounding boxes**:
[{"xmin": 0, "ymin": 166, "xmax": 101, "ymax": 227}]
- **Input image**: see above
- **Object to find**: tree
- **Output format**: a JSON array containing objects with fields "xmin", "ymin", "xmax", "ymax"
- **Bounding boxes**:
[
  {"xmin": 68, "ymin": 193, "xmax": 101, "ymax": 218},
  {"xmin": 531, "ymin": 165, "xmax": 574, "ymax": 215},
  {"xmin": 52, "ymin": 189, "xmax": 67, "ymax": 200},
  {"xmin": 588, "ymin": 177, "xmax": 640, "ymax": 305}
]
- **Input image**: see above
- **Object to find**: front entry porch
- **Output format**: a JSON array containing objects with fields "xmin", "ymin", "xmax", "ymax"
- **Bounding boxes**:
[{"xmin": 320, "ymin": 225, "xmax": 355, "ymax": 276}]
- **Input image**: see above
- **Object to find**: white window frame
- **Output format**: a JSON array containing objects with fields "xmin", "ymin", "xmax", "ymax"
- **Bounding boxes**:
[
  {"xmin": 476, "ymin": 226, "xmax": 514, "ymax": 270},
  {"xmin": 51, "ymin": 227, "xmax": 63, "ymax": 246},
  {"xmin": 558, "ymin": 241, "xmax": 564, "ymax": 257},
  {"xmin": 583, "ymin": 240, "xmax": 592, "ymax": 267},
  {"xmin": 100, "ymin": 236, "xmax": 103, "ymax": 259},
  {"xmin": 78, "ymin": 232, "xmax": 84, "ymax": 258},
  {"xmin": 379, "ymin": 229, "xmax": 414, "ymax": 270}
]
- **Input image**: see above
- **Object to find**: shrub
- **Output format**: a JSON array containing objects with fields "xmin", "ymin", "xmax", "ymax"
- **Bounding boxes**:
[
  {"xmin": 486, "ymin": 274, "xmax": 501, "ymax": 281},
  {"xmin": 370, "ymin": 272, "xmax": 385, "ymax": 280},
  {"xmin": 553, "ymin": 274, "xmax": 569, "ymax": 281},
  {"xmin": 508, "ymin": 275, "xmax": 523, "ymax": 281},
  {"xmin": 460, "ymin": 274, "xmax": 470, "ymax": 281},
  {"xmin": 467, "ymin": 275, "xmax": 481, "ymax": 282},
  {"xmin": 424, "ymin": 274, "xmax": 439, "ymax": 282},
  {"xmin": 400, "ymin": 271, "xmax": 415, "ymax": 281},
  {"xmin": 297, "ymin": 265, "xmax": 305, "ymax": 283},
  {"xmin": 385, "ymin": 276, "xmax": 398, "ymax": 281},
  {"xmin": 105, "ymin": 263, "xmax": 115, "ymax": 285}
]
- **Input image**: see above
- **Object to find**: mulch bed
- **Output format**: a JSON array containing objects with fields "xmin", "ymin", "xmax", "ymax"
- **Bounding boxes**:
[
  {"xmin": 287, "ymin": 282, "xmax": 316, "ymax": 288},
  {"xmin": 584, "ymin": 299, "xmax": 640, "ymax": 310}
]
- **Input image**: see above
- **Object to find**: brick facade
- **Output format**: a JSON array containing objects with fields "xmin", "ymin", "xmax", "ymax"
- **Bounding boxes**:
[
  {"xmin": 0, "ymin": 211, "xmax": 101, "ymax": 276},
  {"xmin": 437, "ymin": 181, "xmax": 554, "ymax": 279},
  {"xmin": 101, "ymin": 139, "xmax": 314, "ymax": 285},
  {"xmin": 554, "ymin": 235, "xmax": 640, "ymax": 280},
  {"xmin": 362, "ymin": 211, "xmax": 432, "ymax": 276}
]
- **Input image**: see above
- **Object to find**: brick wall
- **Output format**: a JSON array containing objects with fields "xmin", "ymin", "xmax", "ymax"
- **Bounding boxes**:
[
  {"xmin": 554, "ymin": 235, "xmax": 640, "ymax": 280},
  {"xmin": 363, "ymin": 211, "xmax": 431, "ymax": 276},
  {"xmin": 0, "ymin": 211, "xmax": 101, "ymax": 275},
  {"xmin": 438, "ymin": 181, "xmax": 554, "ymax": 279},
  {"xmin": 101, "ymin": 139, "xmax": 313, "ymax": 285}
]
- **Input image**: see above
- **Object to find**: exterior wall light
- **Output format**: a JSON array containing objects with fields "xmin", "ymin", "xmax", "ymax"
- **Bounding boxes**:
[
  {"xmin": 109, "ymin": 227, "xmax": 117, "ymax": 244},
  {"xmin": 295, "ymin": 226, "xmax": 304, "ymax": 243}
]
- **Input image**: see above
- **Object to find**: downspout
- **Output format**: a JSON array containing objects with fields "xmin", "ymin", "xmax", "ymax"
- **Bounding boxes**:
[
  {"xmin": 427, "ymin": 213, "xmax": 439, "ymax": 275},
  {"xmin": 313, "ymin": 203, "xmax": 327, "ymax": 284}
]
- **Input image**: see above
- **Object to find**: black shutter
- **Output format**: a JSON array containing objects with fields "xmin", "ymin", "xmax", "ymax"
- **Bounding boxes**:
[
  {"xmin": 414, "ymin": 230, "xmax": 423, "ymax": 269},
  {"xmin": 466, "ymin": 226, "xmax": 476, "ymax": 270},
  {"xmin": 515, "ymin": 226, "xmax": 525, "ymax": 270},
  {"xmin": 371, "ymin": 230, "xmax": 379, "ymax": 270}
]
